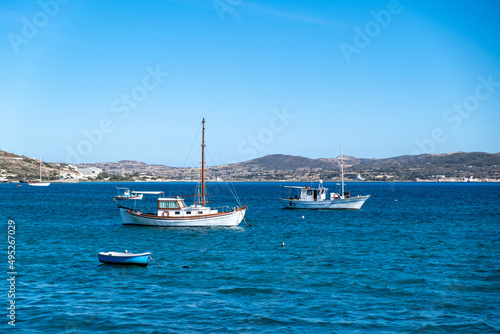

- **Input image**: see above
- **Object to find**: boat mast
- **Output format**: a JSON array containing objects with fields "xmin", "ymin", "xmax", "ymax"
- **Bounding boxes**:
[
  {"xmin": 340, "ymin": 148, "xmax": 344, "ymax": 197},
  {"xmin": 201, "ymin": 118, "xmax": 206, "ymax": 206}
]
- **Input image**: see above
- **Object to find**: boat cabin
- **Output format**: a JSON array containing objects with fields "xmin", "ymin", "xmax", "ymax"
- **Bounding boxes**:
[
  {"xmin": 157, "ymin": 198, "xmax": 216, "ymax": 217},
  {"xmin": 284, "ymin": 186, "xmax": 328, "ymax": 202},
  {"xmin": 302, "ymin": 187, "xmax": 328, "ymax": 201}
]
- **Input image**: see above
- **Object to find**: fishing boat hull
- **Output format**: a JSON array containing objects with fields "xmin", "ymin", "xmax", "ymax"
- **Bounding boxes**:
[
  {"xmin": 119, "ymin": 207, "xmax": 246, "ymax": 227},
  {"xmin": 114, "ymin": 194, "xmax": 143, "ymax": 200},
  {"xmin": 98, "ymin": 252, "xmax": 151, "ymax": 266},
  {"xmin": 279, "ymin": 195, "xmax": 370, "ymax": 210}
]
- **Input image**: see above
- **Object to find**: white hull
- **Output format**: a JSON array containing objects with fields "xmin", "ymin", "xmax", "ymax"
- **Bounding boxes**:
[
  {"xmin": 120, "ymin": 207, "xmax": 246, "ymax": 227},
  {"xmin": 28, "ymin": 182, "xmax": 51, "ymax": 187},
  {"xmin": 114, "ymin": 194, "xmax": 143, "ymax": 200},
  {"xmin": 279, "ymin": 195, "xmax": 370, "ymax": 210}
]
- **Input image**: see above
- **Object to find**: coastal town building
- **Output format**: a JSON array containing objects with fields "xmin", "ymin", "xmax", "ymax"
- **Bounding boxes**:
[{"xmin": 78, "ymin": 167, "xmax": 103, "ymax": 179}]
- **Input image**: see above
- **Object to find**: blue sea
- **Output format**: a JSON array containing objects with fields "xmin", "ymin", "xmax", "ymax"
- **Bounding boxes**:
[{"xmin": 2, "ymin": 182, "xmax": 499, "ymax": 333}]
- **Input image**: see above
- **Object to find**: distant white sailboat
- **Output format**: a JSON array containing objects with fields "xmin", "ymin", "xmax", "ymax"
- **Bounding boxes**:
[
  {"xmin": 28, "ymin": 158, "xmax": 51, "ymax": 187},
  {"xmin": 279, "ymin": 148, "xmax": 369, "ymax": 209}
]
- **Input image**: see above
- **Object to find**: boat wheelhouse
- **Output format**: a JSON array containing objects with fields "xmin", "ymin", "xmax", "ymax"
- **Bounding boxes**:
[
  {"xmin": 285, "ymin": 185, "xmax": 329, "ymax": 202},
  {"xmin": 157, "ymin": 197, "xmax": 214, "ymax": 217}
]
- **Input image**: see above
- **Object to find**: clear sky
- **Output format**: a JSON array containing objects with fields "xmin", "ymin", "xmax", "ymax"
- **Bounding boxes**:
[{"xmin": 1, "ymin": 0, "xmax": 499, "ymax": 167}]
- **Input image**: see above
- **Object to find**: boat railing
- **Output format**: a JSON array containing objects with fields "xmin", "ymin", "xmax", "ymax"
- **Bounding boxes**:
[
  {"xmin": 213, "ymin": 205, "xmax": 232, "ymax": 213},
  {"xmin": 119, "ymin": 205, "xmax": 155, "ymax": 215},
  {"xmin": 213, "ymin": 205, "xmax": 246, "ymax": 212},
  {"xmin": 139, "ymin": 206, "xmax": 157, "ymax": 215}
]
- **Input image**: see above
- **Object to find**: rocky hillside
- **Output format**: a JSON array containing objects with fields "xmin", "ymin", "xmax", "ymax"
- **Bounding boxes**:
[
  {"xmin": 0, "ymin": 150, "xmax": 73, "ymax": 181},
  {"xmin": 1, "ymin": 150, "xmax": 498, "ymax": 182},
  {"xmin": 76, "ymin": 151, "xmax": 500, "ymax": 181},
  {"xmin": 216, "ymin": 152, "xmax": 498, "ymax": 181},
  {"xmin": 349, "ymin": 152, "xmax": 500, "ymax": 180}
]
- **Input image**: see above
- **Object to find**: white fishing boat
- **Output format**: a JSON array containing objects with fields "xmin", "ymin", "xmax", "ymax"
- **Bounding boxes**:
[
  {"xmin": 28, "ymin": 158, "xmax": 51, "ymax": 187},
  {"xmin": 118, "ymin": 119, "xmax": 247, "ymax": 227},
  {"xmin": 279, "ymin": 148, "xmax": 369, "ymax": 210},
  {"xmin": 114, "ymin": 188, "xmax": 143, "ymax": 200}
]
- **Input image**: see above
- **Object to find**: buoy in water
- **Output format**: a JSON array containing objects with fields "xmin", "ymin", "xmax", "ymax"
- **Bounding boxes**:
[
  {"xmin": 281, "ymin": 241, "xmax": 285, "ymax": 247},
  {"xmin": 302, "ymin": 216, "xmax": 305, "ymax": 219}
]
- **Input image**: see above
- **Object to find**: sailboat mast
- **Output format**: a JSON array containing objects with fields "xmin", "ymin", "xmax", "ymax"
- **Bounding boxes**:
[
  {"xmin": 340, "ymin": 148, "xmax": 344, "ymax": 197},
  {"xmin": 201, "ymin": 118, "xmax": 206, "ymax": 206}
]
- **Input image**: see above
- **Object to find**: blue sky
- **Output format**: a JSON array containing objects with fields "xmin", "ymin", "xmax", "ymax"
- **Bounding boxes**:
[{"xmin": 1, "ymin": 0, "xmax": 499, "ymax": 167}]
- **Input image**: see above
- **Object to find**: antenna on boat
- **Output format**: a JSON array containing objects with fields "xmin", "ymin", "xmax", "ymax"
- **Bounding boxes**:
[
  {"xmin": 340, "ymin": 148, "xmax": 344, "ymax": 197},
  {"xmin": 201, "ymin": 118, "xmax": 206, "ymax": 207}
]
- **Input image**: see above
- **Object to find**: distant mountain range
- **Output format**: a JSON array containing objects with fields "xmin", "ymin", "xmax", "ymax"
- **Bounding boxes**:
[
  {"xmin": 1, "ymin": 150, "xmax": 499, "ymax": 182},
  {"xmin": 76, "ymin": 151, "xmax": 500, "ymax": 181}
]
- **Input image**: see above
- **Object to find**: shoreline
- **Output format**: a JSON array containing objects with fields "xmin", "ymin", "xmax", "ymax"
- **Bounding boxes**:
[{"xmin": 3, "ymin": 179, "xmax": 499, "ymax": 184}]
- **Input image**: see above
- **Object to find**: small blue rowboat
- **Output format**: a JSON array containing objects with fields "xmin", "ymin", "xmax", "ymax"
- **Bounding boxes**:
[{"xmin": 98, "ymin": 251, "xmax": 152, "ymax": 267}]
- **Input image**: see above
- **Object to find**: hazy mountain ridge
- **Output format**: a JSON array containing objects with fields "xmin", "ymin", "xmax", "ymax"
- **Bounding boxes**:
[
  {"xmin": 221, "ymin": 152, "xmax": 500, "ymax": 181},
  {"xmin": 62, "ymin": 151, "xmax": 500, "ymax": 181}
]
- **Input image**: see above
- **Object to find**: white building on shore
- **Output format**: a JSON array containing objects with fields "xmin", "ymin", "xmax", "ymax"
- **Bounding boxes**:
[{"xmin": 78, "ymin": 167, "xmax": 102, "ymax": 179}]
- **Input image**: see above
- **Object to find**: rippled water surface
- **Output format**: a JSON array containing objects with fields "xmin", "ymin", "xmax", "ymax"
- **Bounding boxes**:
[{"xmin": 1, "ymin": 182, "xmax": 499, "ymax": 333}]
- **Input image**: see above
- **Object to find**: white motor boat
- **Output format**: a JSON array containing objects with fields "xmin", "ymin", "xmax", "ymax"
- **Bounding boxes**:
[
  {"xmin": 279, "ymin": 149, "xmax": 369, "ymax": 210},
  {"xmin": 114, "ymin": 188, "xmax": 144, "ymax": 200}
]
